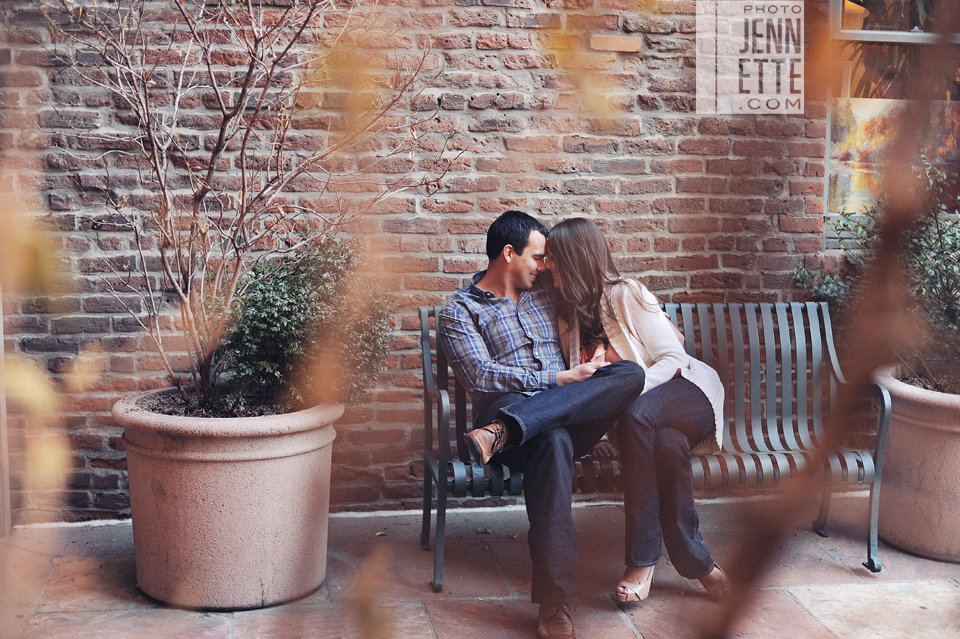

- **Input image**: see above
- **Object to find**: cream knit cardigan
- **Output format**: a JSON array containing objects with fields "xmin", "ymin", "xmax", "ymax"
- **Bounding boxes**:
[{"xmin": 559, "ymin": 279, "xmax": 725, "ymax": 453}]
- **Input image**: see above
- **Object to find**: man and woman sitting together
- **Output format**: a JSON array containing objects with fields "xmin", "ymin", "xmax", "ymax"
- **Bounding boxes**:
[{"xmin": 439, "ymin": 211, "xmax": 731, "ymax": 639}]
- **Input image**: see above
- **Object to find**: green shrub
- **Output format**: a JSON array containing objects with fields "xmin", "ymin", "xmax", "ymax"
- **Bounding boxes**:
[
  {"xmin": 223, "ymin": 239, "xmax": 393, "ymax": 413},
  {"xmin": 795, "ymin": 156, "xmax": 960, "ymax": 373}
]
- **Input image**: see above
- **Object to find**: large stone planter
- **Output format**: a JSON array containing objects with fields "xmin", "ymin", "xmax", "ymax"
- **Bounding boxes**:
[
  {"xmin": 113, "ymin": 389, "xmax": 343, "ymax": 610},
  {"xmin": 873, "ymin": 365, "xmax": 960, "ymax": 562}
]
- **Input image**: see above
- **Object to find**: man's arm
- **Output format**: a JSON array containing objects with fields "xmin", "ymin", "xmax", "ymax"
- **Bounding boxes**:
[
  {"xmin": 440, "ymin": 301, "xmax": 605, "ymax": 393},
  {"xmin": 439, "ymin": 302, "xmax": 557, "ymax": 395}
]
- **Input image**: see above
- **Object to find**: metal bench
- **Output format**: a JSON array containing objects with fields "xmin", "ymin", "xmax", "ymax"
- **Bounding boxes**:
[{"xmin": 419, "ymin": 302, "xmax": 891, "ymax": 592}]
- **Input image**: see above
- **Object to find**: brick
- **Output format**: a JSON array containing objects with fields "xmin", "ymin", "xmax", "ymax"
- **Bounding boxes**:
[
  {"xmin": 731, "ymin": 178, "xmax": 784, "ymax": 196},
  {"xmin": 780, "ymin": 217, "xmax": 824, "ymax": 233},
  {"xmin": 504, "ymin": 54, "xmax": 556, "ymax": 70},
  {"xmin": 449, "ymin": 9, "xmax": 502, "ymax": 27},
  {"xmin": 504, "ymin": 135, "xmax": 560, "ymax": 153},
  {"xmin": 706, "ymin": 159, "xmax": 758, "ymax": 176},
  {"xmin": 506, "ymin": 11, "xmax": 562, "ymax": 29},
  {"xmin": 383, "ymin": 218, "xmax": 441, "ymax": 234},
  {"xmin": 668, "ymin": 216, "xmax": 721, "ymax": 233},
  {"xmin": 592, "ymin": 158, "xmax": 647, "ymax": 174},
  {"xmin": 442, "ymin": 218, "xmax": 496, "ymax": 234},
  {"xmin": 422, "ymin": 199, "xmax": 476, "ymax": 214},
  {"xmin": 678, "ymin": 138, "xmax": 730, "ymax": 155},
  {"xmin": 538, "ymin": 198, "xmax": 590, "ymax": 216},
  {"xmin": 476, "ymin": 33, "xmax": 508, "ymax": 49},
  {"xmin": 568, "ymin": 14, "xmax": 620, "ymax": 31},
  {"xmin": 788, "ymin": 141, "xmax": 826, "ymax": 158},
  {"xmin": 442, "ymin": 176, "xmax": 501, "ymax": 192},
  {"xmin": 790, "ymin": 180, "xmax": 824, "ymax": 196},
  {"xmin": 563, "ymin": 135, "xmax": 618, "ymax": 154},
  {"xmin": 651, "ymin": 198, "xmax": 705, "ymax": 215},
  {"xmin": 559, "ymin": 53, "xmax": 616, "ymax": 70},
  {"xmin": 651, "ymin": 159, "xmax": 701, "ymax": 174},
  {"xmin": 620, "ymin": 178, "xmax": 672, "ymax": 195},
  {"xmin": 589, "ymin": 35, "xmax": 642, "ymax": 53},
  {"xmin": 561, "ymin": 178, "xmax": 615, "ymax": 195},
  {"xmin": 534, "ymin": 157, "xmax": 590, "ymax": 173},
  {"xmin": 468, "ymin": 115, "xmax": 526, "ymax": 132},
  {"xmin": 425, "ymin": 33, "xmax": 473, "ymax": 49},
  {"xmin": 667, "ymin": 255, "xmax": 719, "ymax": 271},
  {"xmin": 676, "ymin": 177, "xmax": 728, "ymax": 194},
  {"xmin": 444, "ymin": 258, "xmax": 486, "ymax": 274},
  {"xmin": 505, "ymin": 177, "xmax": 559, "ymax": 192}
]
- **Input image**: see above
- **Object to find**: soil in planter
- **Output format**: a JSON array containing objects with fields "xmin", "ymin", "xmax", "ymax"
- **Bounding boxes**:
[
  {"xmin": 897, "ymin": 364, "xmax": 960, "ymax": 395},
  {"xmin": 137, "ymin": 389, "xmax": 295, "ymax": 418}
]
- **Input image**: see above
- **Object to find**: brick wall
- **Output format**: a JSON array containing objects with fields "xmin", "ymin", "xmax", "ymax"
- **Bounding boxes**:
[{"xmin": 0, "ymin": 0, "xmax": 830, "ymax": 523}]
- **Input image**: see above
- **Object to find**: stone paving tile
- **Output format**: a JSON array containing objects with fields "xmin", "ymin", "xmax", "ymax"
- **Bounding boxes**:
[
  {"xmin": 0, "ymin": 543, "xmax": 56, "ymax": 639},
  {"xmin": 0, "ymin": 523, "xmax": 133, "ymax": 559},
  {"xmin": 234, "ymin": 601, "xmax": 433, "ymax": 639},
  {"xmin": 21, "ymin": 609, "xmax": 232, "ymax": 639},
  {"xmin": 811, "ymin": 524, "xmax": 960, "ymax": 583},
  {"xmin": 331, "ymin": 539, "xmax": 511, "ymax": 601},
  {"xmin": 702, "ymin": 529, "xmax": 862, "ymax": 589},
  {"xmin": 487, "ymin": 530, "xmax": 653, "ymax": 600},
  {"xmin": 789, "ymin": 579, "xmax": 960, "ymax": 638},
  {"xmin": 425, "ymin": 597, "xmax": 638, "ymax": 639},
  {"xmin": 37, "ymin": 555, "xmax": 160, "ymax": 613},
  {"xmin": 621, "ymin": 588, "xmax": 836, "ymax": 639}
]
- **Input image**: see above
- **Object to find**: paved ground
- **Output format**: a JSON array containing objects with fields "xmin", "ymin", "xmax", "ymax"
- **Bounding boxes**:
[{"xmin": 2, "ymin": 492, "xmax": 960, "ymax": 638}]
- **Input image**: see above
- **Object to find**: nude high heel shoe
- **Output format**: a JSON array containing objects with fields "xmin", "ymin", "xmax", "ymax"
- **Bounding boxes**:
[{"xmin": 615, "ymin": 567, "xmax": 653, "ymax": 603}]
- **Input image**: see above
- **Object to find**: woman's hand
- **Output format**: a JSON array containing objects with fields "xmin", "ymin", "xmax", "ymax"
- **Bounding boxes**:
[
  {"xmin": 592, "ymin": 439, "xmax": 619, "ymax": 458},
  {"xmin": 580, "ymin": 342, "xmax": 606, "ymax": 365}
]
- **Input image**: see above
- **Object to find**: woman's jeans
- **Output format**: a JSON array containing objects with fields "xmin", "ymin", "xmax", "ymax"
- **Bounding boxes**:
[
  {"xmin": 617, "ymin": 377, "xmax": 716, "ymax": 579},
  {"xmin": 475, "ymin": 360, "xmax": 645, "ymax": 604}
]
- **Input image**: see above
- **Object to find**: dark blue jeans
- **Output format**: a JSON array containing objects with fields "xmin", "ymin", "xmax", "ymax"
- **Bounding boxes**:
[
  {"xmin": 476, "ymin": 360, "xmax": 645, "ymax": 604},
  {"xmin": 616, "ymin": 377, "xmax": 716, "ymax": 579}
]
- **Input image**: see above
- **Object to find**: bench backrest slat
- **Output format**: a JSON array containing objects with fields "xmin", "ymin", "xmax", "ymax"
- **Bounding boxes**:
[
  {"xmin": 745, "ymin": 304, "xmax": 763, "ymax": 451},
  {"xmin": 792, "ymin": 303, "xmax": 814, "ymax": 450},
  {"xmin": 761, "ymin": 304, "xmax": 778, "ymax": 452},
  {"xmin": 775, "ymin": 304, "xmax": 794, "ymax": 451},
  {"xmin": 697, "ymin": 304, "xmax": 713, "ymax": 368},
  {"xmin": 809, "ymin": 302, "xmax": 825, "ymax": 449}
]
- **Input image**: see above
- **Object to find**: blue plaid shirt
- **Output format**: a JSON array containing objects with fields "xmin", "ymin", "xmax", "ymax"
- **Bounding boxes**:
[{"xmin": 439, "ymin": 271, "xmax": 565, "ymax": 417}]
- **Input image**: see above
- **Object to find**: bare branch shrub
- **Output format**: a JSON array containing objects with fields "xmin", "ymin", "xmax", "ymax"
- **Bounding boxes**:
[{"xmin": 42, "ymin": 0, "xmax": 441, "ymax": 406}]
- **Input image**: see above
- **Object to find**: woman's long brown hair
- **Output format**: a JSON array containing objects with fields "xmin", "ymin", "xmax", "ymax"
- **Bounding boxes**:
[{"xmin": 547, "ymin": 218, "xmax": 622, "ymax": 335}]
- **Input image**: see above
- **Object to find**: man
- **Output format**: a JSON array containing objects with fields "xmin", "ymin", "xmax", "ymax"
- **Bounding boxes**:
[{"xmin": 439, "ymin": 211, "xmax": 645, "ymax": 639}]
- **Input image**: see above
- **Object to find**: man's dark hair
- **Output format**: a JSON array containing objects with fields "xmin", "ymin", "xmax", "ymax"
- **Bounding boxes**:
[{"xmin": 486, "ymin": 210, "xmax": 548, "ymax": 261}]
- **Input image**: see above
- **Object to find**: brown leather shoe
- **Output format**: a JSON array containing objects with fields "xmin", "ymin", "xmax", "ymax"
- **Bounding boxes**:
[
  {"xmin": 464, "ymin": 420, "xmax": 507, "ymax": 465},
  {"xmin": 537, "ymin": 603, "xmax": 576, "ymax": 639}
]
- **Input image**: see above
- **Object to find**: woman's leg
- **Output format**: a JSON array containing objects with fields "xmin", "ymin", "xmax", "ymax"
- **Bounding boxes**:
[{"xmin": 616, "ymin": 378, "xmax": 715, "ymax": 584}]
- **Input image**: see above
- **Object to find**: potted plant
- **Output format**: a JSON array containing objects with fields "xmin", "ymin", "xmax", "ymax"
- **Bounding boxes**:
[
  {"xmin": 43, "ymin": 0, "xmax": 434, "ymax": 608},
  {"xmin": 795, "ymin": 156, "xmax": 960, "ymax": 561}
]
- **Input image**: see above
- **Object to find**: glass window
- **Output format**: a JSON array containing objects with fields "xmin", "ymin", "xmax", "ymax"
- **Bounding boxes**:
[{"xmin": 840, "ymin": 0, "xmax": 938, "ymax": 34}]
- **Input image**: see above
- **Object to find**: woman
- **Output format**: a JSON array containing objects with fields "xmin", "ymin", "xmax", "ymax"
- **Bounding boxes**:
[{"xmin": 546, "ymin": 217, "xmax": 731, "ymax": 603}]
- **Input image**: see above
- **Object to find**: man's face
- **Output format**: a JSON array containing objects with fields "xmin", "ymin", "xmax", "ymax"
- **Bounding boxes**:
[{"xmin": 508, "ymin": 230, "xmax": 547, "ymax": 291}]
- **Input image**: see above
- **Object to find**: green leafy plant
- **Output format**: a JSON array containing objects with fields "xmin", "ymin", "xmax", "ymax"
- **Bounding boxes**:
[
  {"xmin": 223, "ymin": 239, "xmax": 393, "ymax": 414},
  {"xmin": 795, "ymin": 156, "xmax": 960, "ymax": 389}
]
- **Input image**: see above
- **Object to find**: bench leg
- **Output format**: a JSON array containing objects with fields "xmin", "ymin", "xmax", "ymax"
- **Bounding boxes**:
[
  {"xmin": 420, "ymin": 462, "xmax": 433, "ymax": 552},
  {"xmin": 431, "ymin": 480, "xmax": 448, "ymax": 592},
  {"xmin": 862, "ymin": 382, "xmax": 891, "ymax": 573},
  {"xmin": 863, "ymin": 481, "xmax": 882, "ymax": 573},
  {"xmin": 813, "ymin": 487, "xmax": 831, "ymax": 538}
]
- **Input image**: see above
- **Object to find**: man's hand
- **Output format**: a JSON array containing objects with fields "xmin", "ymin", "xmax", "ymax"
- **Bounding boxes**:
[{"xmin": 557, "ymin": 361, "xmax": 609, "ymax": 386}]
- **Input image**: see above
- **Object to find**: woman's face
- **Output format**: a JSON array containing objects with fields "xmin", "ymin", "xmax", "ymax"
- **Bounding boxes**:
[{"xmin": 545, "ymin": 247, "xmax": 562, "ymax": 287}]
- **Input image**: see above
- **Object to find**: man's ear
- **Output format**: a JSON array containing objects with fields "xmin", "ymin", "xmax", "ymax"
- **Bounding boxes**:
[{"xmin": 502, "ymin": 244, "xmax": 516, "ymax": 264}]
